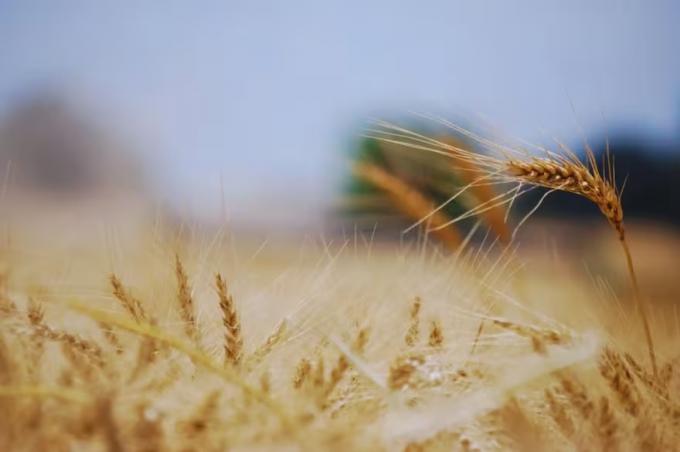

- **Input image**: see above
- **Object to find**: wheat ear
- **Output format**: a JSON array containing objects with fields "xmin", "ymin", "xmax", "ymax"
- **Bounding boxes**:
[
  {"xmin": 174, "ymin": 254, "xmax": 199, "ymax": 344},
  {"xmin": 505, "ymin": 157, "xmax": 656, "ymax": 376},
  {"xmin": 370, "ymin": 122, "xmax": 657, "ymax": 377},
  {"xmin": 110, "ymin": 274, "xmax": 148, "ymax": 323},
  {"xmin": 214, "ymin": 273, "xmax": 243, "ymax": 367},
  {"xmin": 66, "ymin": 300, "xmax": 297, "ymax": 432}
]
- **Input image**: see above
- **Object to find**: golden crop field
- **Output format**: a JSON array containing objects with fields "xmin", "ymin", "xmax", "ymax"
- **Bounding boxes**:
[{"xmin": 1, "ymin": 126, "xmax": 679, "ymax": 451}]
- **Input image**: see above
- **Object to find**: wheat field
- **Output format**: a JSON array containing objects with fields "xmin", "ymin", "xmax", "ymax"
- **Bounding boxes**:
[
  {"xmin": 0, "ymin": 215, "xmax": 678, "ymax": 452},
  {"xmin": 1, "ymin": 122, "xmax": 679, "ymax": 451}
]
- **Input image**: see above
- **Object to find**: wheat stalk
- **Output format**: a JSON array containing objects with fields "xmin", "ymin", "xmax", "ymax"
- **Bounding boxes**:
[
  {"xmin": 369, "ymin": 121, "xmax": 657, "ymax": 377},
  {"xmin": 66, "ymin": 300, "xmax": 298, "ymax": 434},
  {"xmin": 352, "ymin": 161, "xmax": 462, "ymax": 251}
]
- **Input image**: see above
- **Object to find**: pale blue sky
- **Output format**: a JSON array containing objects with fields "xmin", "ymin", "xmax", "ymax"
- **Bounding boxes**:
[{"xmin": 1, "ymin": 1, "xmax": 678, "ymax": 226}]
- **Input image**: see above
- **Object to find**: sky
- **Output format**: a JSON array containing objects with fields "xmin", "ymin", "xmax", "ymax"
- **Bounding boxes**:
[{"xmin": 1, "ymin": 1, "xmax": 679, "ymax": 227}]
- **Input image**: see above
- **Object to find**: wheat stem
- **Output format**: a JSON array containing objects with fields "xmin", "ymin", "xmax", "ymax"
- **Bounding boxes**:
[{"xmin": 618, "ymin": 234, "xmax": 657, "ymax": 377}]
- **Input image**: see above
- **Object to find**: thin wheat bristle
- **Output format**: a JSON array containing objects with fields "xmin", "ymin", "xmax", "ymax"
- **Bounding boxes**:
[{"xmin": 214, "ymin": 273, "xmax": 243, "ymax": 367}]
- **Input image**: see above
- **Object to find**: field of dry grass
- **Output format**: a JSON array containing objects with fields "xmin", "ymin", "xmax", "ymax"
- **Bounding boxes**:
[
  {"xmin": 0, "ymin": 217, "xmax": 679, "ymax": 451},
  {"xmin": 2, "ymin": 121, "xmax": 679, "ymax": 451}
]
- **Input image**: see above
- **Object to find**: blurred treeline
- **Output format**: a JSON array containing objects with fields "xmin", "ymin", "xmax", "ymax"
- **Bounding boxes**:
[{"xmin": 1, "ymin": 91, "xmax": 678, "ymax": 232}]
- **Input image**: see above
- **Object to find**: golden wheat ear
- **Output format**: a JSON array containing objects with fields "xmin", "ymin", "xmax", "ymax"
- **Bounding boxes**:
[
  {"xmin": 505, "ymin": 155, "xmax": 624, "ymax": 239},
  {"xmin": 109, "ymin": 274, "xmax": 148, "ymax": 323},
  {"xmin": 372, "ymin": 121, "xmax": 657, "ymax": 378},
  {"xmin": 504, "ymin": 154, "xmax": 655, "ymax": 376},
  {"xmin": 173, "ymin": 253, "xmax": 200, "ymax": 345},
  {"xmin": 214, "ymin": 273, "xmax": 243, "ymax": 367}
]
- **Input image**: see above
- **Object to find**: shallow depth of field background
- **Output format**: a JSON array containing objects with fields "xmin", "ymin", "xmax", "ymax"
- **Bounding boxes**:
[{"xmin": 0, "ymin": 1, "xmax": 679, "ymax": 295}]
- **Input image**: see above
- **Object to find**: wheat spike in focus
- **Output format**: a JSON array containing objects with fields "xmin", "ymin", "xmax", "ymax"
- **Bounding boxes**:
[{"xmin": 369, "ymin": 120, "xmax": 656, "ymax": 376}]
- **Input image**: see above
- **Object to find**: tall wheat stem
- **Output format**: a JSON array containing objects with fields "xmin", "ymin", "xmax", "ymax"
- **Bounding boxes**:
[{"xmin": 618, "ymin": 233, "xmax": 657, "ymax": 377}]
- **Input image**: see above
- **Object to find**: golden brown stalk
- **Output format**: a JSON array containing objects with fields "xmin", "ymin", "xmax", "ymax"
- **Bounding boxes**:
[
  {"xmin": 109, "ymin": 274, "xmax": 148, "ymax": 323},
  {"xmin": 174, "ymin": 254, "xmax": 199, "ymax": 344},
  {"xmin": 352, "ymin": 162, "xmax": 462, "ymax": 251},
  {"xmin": 506, "ymin": 157, "xmax": 656, "ymax": 376},
  {"xmin": 214, "ymin": 273, "xmax": 243, "ymax": 367},
  {"xmin": 373, "ymin": 122, "xmax": 657, "ymax": 376}
]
